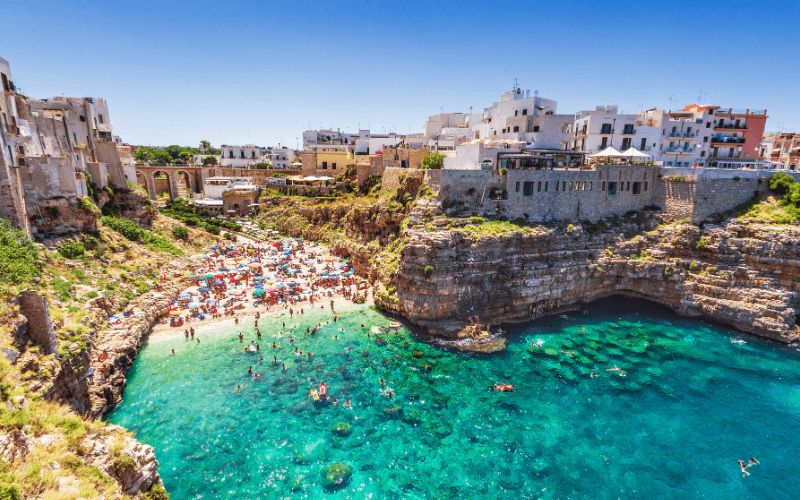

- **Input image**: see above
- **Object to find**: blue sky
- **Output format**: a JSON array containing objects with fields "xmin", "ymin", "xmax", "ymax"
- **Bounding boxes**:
[{"xmin": 1, "ymin": 0, "xmax": 798, "ymax": 148}]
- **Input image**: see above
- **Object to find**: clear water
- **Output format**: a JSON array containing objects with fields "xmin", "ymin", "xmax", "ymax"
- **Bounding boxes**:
[{"xmin": 107, "ymin": 297, "xmax": 800, "ymax": 500}]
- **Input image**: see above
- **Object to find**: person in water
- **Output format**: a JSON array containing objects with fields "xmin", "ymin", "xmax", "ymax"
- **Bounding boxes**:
[
  {"xmin": 171, "ymin": 349, "xmax": 175, "ymax": 355},
  {"xmin": 749, "ymin": 457, "xmax": 759, "ymax": 466},
  {"xmin": 738, "ymin": 460, "xmax": 750, "ymax": 475}
]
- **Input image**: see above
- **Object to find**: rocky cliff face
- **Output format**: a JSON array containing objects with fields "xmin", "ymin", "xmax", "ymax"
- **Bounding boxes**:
[{"xmin": 388, "ymin": 218, "xmax": 800, "ymax": 345}]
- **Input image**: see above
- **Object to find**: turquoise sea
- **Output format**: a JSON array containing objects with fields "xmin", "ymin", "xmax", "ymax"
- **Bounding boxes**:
[{"xmin": 108, "ymin": 296, "xmax": 800, "ymax": 499}]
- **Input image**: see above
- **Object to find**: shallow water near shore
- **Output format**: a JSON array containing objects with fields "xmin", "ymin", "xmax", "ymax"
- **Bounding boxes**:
[{"xmin": 108, "ymin": 297, "xmax": 800, "ymax": 499}]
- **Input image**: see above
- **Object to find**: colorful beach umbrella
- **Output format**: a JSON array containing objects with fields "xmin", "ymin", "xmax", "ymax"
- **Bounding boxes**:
[{"xmin": 253, "ymin": 289, "xmax": 266, "ymax": 296}]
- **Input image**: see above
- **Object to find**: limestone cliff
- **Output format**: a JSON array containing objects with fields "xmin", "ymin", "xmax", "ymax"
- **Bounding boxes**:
[{"xmin": 386, "ymin": 217, "xmax": 800, "ymax": 345}]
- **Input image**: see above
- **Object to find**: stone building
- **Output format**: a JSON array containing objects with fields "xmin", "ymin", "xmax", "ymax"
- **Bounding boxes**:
[{"xmin": 0, "ymin": 55, "xmax": 131, "ymax": 235}]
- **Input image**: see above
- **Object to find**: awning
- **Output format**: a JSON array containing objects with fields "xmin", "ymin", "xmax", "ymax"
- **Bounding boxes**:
[{"xmin": 618, "ymin": 147, "xmax": 653, "ymax": 159}]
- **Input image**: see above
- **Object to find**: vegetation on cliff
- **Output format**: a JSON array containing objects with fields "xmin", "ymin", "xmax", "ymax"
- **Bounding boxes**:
[{"xmin": 735, "ymin": 172, "xmax": 800, "ymax": 223}]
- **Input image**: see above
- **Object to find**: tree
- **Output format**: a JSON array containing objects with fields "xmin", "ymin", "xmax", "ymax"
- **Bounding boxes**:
[
  {"xmin": 421, "ymin": 152, "xmax": 446, "ymax": 170},
  {"xmin": 200, "ymin": 140, "xmax": 211, "ymax": 153},
  {"xmin": 202, "ymin": 156, "xmax": 218, "ymax": 166}
]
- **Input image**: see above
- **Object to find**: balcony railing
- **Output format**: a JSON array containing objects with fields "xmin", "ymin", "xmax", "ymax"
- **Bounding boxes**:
[
  {"xmin": 711, "ymin": 136, "xmax": 746, "ymax": 144},
  {"xmin": 664, "ymin": 147, "xmax": 695, "ymax": 153},
  {"xmin": 714, "ymin": 124, "xmax": 747, "ymax": 130},
  {"xmin": 622, "ymin": 129, "xmax": 636, "ymax": 135},
  {"xmin": 711, "ymin": 152, "xmax": 741, "ymax": 159},
  {"xmin": 666, "ymin": 132, "xmax": 697, "ymax": 138}
]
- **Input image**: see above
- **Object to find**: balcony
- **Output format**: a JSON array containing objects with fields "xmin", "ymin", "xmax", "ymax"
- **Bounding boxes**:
[
  {"xmin": 711, "ymin": 136, "xmax": 746, "ymax": 144},
  {"xmin": 666, "ymin": 131, "xmax": 697, "ymax": 138},
  {"xmin": 621, "ymin": 129, "xmax": 636, "ymax": 135},
  {"xmin": 711, "ymin": 152, "xmax": 741, "ymax": 159},
  {"xmin": 74, "ymin": 142, "xmax": 87, "ymax": 149},
  {"xmin": 714, "ymin": 124, "xmax": 747, "ymax": 131},
  {"xmin": 664, "ymin": 147, "xmax": 695, "ymax": 154}
]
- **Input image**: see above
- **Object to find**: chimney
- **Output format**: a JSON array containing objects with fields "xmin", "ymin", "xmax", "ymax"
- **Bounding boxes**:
[{"xmin": 526, "ymin": 90, "xmax": 530, "ymax": 98}]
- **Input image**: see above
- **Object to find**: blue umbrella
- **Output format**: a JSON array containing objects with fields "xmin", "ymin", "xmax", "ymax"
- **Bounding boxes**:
[
  {"xmin": 254, "ymin": 283, "xmax": 263, "ymax": 288},
  {"xmin": 210, "ymin": 246, "xmax": 218, "ymax": 250},
  {"xmin": 199, "ymin": 287, "xmax": 210, "ymax": 293}
]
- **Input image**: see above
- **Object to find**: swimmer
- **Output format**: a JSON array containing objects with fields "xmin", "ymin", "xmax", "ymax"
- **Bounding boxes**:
[
  {"xmin": 738, "ymin": 460, "xmax": 750, "ymax": 475},
  {"xmin": 749, "ymin": 457, "xmax": 759, "ymax": 466},
  {"xmin": 184, "ymin": 329, "xmax": 189, "ymax": 339},
  {"xmin": 171, "ymin": 349, "xmax": 175, "ymax": 355},
  {"xmin": 253, "ymin": 373, "xmax": 262, "ymax": 380},
  {"xmin": 282, "ymin": 363, "xmax": 286, "ymax": 370},
  {"xmin": 248, "ymin": 366, "xmax": 252, "ymax": 374},
  {"xmin": 273, "ymin": 356, "xmax": 277, "ymax": 364},
  {"xmin": 289, "ymin": 337, "xmax": 294, "ymax": 343},
  {"xmin": 307, "ymin": 352, "xmax": 312, "ymax": 358},
  {"xmin": 332, "ymin": 399, "xmax": 339, "ymax": 405},
  {"xmin": 344, "ymin": 400, "xmax": 352, "ymax": 409},
  {"xmin": 235, "ymin": 385, "xmax": 242, "ymax": 392},
  {"xmin": 379, "ymin": 378, "xmax": 386, "ymax": 386},
  {"xmin": 607, "ymin": 366, "xmax": 622, "ymax": 372},
  {"xmin": 197, "ymin": 338, "xmax": 200, "ymax": 344},
  {"xmin": 272, "ymin": 343, "xmax": 277, "ymax": 348},
  {"xmin": 590, "ymin": 373, "xmax": 598, "ymax": 378},
  {"xmin": 259, "ymin": 355, "xmax": 264, "ymax": 362},
  {"xmin": 334, "ymin": 335, "xmax": 338, "ymax": 340}
]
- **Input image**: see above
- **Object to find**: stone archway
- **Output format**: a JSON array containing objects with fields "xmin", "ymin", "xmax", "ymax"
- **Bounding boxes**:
[
  {"xmin": 152, "ymin": 170, "xmax": 176, "ymax": 203},
  {"xmin": 135, "ymin": 170, "xmax": 148, "ymax": 193}
]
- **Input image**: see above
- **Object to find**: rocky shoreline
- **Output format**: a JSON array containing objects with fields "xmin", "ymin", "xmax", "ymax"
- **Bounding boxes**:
[{"xmin": 385, "ymin": 219, "xmax": 800, "ymax": 348}]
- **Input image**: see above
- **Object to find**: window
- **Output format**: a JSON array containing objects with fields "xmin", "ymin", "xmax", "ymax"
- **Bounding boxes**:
[
  {"xmin": 401, "ymin": 160, "xmax": 408, "ymax": 168},
  {"xmin": 322, "ymin": 161, "xmax": 327, "ymax": 169},
  {"xmin": 522, "ymin": 109, "xmax": 528, "ymax": 116},
  {"xmin": 644, "ymin": 182, "xmax": 648, "ymax": 191},
  {"xmin": 332, "ymin": 163, "xmax": 337, "ymax": 169},
  {"xmin": 601, "ymin": 123, "xmax": 612, "ymax": 134},
  {"xmin": 600, "ymin": 137, "xmax": 608, "ymax": 149},
  {"xmin": 632, "ymin": 182, "xmax": 641, "ymax": 195},
  {"xmin": 569, "ymin": 182, "xmax": 573, "ymax": 191},
  {"xmin": 556, "ymin": 182, "xmax": 559, "ymax": 191},
  {"xmin": 514, "ymin": 110, "xmax": 518, "ymax": 116},
  {"xmin": 533, "ymin": 126, "xmax": 539, "ymax": 132},
  {"xmin": 621, "ymin": 138, "xmax": 631, "ymax": 149},
  {"xmin": 523, "ymin": 182, "xmax": 534, "ymax": 196},
  {"xmin": 99, "ymin": 114, "xmax": 104, "ymax": 124},
  {"xmin": 706, "ymin": 122, "xmax": 711, "ymax": 128},
  {"xmin": 589, "ymin": 182, "xmax": 593, "ymax": 191},
  {"xmin": 513, "ymin": 126, "xmax": 519, "ymax": 132},
  {"xmin": 562, "ymin": 181, "xmax": 566, "ymax": 191},
  {"xmin": 623, "ymin": 124, "xmax": 634, "ymax": 134},
  {"xmin": 229, "ymin": 151, "xmax": 234, "ymax": 158},
  {"xmin": 80, "ymin": 115, "xmax": 86, "ymax": 122},
  {"xmin": 627, "ymin": 182, "xmax": 631, "ymax": 191},
  {"xmin": 537, "ymin": 181, "xmax": 542, "ymax": 192},
  {"xmin": 640, "ymin": 138, "xmax": 647, "ymax": 150},
  {"xmin": 601, "ymin": 181, "xmax": 606, "ymax": 191},
  {"xmin": 701, "ymin": 151, "xmax": 705, "ymax": 157},
  {"xmin": 607, "ymin": 182, "xmax": 617, "ymax": 195},
  {"xmin": 240, "ymin": 151, "xmax": 245, "ymax": 158},
  {"xmin": 515, "ymin": 181, "xmax": 520, "ymax": 192},
  {"xmin": 703, "ymin": 136, "xmax": 708, "ymax": 142},
  {"xmin": 544, "ymin": 181, "xmax": 548, "ymax": 191},
  {"xmin": 252, "ymin": 151, "xmax": 256, "ymax": 158},
  {"xmin": 0, "ymin": 73, "xmax": 8, "ymax": 91}
]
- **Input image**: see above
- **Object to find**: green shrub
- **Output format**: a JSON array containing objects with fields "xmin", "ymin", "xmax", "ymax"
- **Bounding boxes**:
[
  {"xmin": 143, "ymin": 484, "xmax": 170, "ymax": 500},
  {"xmin": 113, "ymin": 454, "xmax": 136, "ymax": 473},
  {"xmin": 696, "ymin": 238, "xmax": 709, "ymax": 250},
  {"xmin": 424, "ymin": 265, "xmax": 434, "ymax": 278},
  {"xmin": 0, "ymin": 476, "xmax": 21, "ymax": 500},
  {"xmin": 172, "ymin": 226, "xmax": 189, "ymax": 239},
  {"xmin": 470, "ymin": 216, "xmax": 485, "ymax": 224},
  {"xmin": 689, "ymin": 262, "xmax": 698, "ymax": 270},
  {"xmin": 101, "ymin": 216, "xmax": 183, "ymax": 256},
  {"xmin": 57, "ymin": 241, "xmax": 86, "ymax": 259},
  {"xmin": 0, "ymin": 219, "xmax": 41, "ymax": 285},
  {"xmin": 769, "ymin": 172, "xmax": 795, "ymax": 194}
]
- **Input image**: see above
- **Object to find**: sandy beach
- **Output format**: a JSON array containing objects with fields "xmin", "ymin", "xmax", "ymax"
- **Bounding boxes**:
[{"xmin": 146, "ymin": 234, "xmax": 374, "ymax": 344}]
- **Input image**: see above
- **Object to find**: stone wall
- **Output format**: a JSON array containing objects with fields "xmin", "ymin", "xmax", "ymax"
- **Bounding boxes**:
[
  {"xmin": 381, "ymin": 167, "xmax": 428, "ymax": 191},
  {"xmin": 500, "ymin": 165, "xmax": 658, "ymax": 221},
  {"xmin": 19, "ymin": 290, "xmax": 59, "ymax": 356},
  {"xmin": 356, "ymin": 163, "xmax": 383, "ymax": 186}
]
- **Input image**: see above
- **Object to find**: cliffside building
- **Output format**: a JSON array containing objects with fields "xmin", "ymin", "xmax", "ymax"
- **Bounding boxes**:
[{"xmin": 0, "ymin": 55, "xmax": 130, "ymax": 235}]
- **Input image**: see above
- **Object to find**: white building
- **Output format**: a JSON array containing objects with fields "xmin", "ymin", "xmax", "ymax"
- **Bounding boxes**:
[
  {"xmin": 202, "ymin": 176, "xmax": 256, "ymax": 199},
  {"xmin": 220, "ymin": 144, "xmax": 267, "ymax": 167},
  {"xmin": 568, "ymin": 105, "xmax": 650, "ymax": 154},
  {"xmin": 270, "ymin": 146, "xmax": 297, "ymax": 169},
  {"xmin": 303, "ymin": 128, "xmax": 425, "ymax": 155}
]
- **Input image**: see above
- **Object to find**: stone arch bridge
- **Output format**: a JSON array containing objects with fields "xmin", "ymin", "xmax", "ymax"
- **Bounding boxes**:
[{"xmin": 134, "ymin": 165, "xmax": 216, "ymax": 201}]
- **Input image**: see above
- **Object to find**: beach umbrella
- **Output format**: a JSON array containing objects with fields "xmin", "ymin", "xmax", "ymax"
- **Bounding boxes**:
[
  {"xmin": 254, "ymin": 283, "xmax": 263, "ymax": 288},
  {"xmin": 210, "ymin": 246, "xmax": 218, "ymax": 250},
  {"xmin": 276, "ymin": 284, "xmax": 285, "ymax": 289},
  {"xmin": 213, "ymin": 279, "xmax": 223, "ymax": 285},
  {"xmin": 253, "ymin": 289, "xmax": 266, "ymax": 296},
  {"xmin": 205, "ymin": 273, "xmax": 214, "ymax": 279},
  {"xmin": 189, "ymin": 303, "xmax": 201, "ymax": 309},
  {"xmin": 219, "ymin": 267, "xmax": 230, "ymax": 271},
  {"xmin": 214, "ymin": 274, "xmax": 224, "ymax": 279},
  {"xmin": 199, "ymin": 287, "xmax": 210, "ymax": 293},
  {"xmin": 265, "ymin": 286, "xmax": 277, "ymax": 292},
  {"xmin": 169, "ymin": 311, "xmax": 182, "ymax": 316}
]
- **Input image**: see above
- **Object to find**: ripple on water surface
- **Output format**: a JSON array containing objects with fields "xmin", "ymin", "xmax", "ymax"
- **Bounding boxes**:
[{"xmin": 108, "ymin": 297, "xmax": 800, "ymax": 499}]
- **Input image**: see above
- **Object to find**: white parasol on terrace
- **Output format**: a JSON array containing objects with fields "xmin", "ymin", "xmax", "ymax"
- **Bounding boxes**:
[
  {"xmin": 619, "ymin": 147, "xmax": 653, "ymax": 159},
  {"xmin": 588, "ymin": 147, "xmax": 623, "ymax": 158}
]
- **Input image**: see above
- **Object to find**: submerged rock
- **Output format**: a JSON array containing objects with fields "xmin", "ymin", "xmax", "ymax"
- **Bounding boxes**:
[
  {"xmin": 331, "ymin": 422, "xmax": 352, "ymax": 437},
  {"xmin": 323, "ymin": 462, "xmax": 352, "ymax": 490}
]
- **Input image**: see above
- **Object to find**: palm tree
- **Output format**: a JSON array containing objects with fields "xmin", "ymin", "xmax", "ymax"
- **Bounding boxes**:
[{"xmin": 200, "ymin": 140, "xmax": 211, "ymax": 153}]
